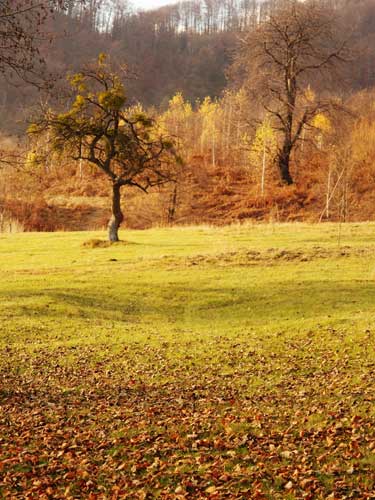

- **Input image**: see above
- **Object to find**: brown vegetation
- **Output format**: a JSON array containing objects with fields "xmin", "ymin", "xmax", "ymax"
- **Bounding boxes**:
[{"xmin": 2, "ymin": 0, "xmax": 375, "ymax": 231}]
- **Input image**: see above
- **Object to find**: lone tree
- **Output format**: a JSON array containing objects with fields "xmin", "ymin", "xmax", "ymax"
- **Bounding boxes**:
[
  {"xmin": 232, "ymin": 0, "xmax": 348, "ymax": 185},
  {"xmin": 29, "ymin": 55, "xmax": 179, "ymax": 241}
]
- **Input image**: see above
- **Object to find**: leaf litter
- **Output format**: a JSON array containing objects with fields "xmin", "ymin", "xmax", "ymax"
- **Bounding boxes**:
[{"xmin": 0, "ymin": 332, "xmax": 374, "ymax": 499}]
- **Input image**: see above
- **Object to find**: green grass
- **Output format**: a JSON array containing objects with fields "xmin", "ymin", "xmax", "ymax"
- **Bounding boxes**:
[{"xmin": 0, "ymin": 222, "xmax": 374, "ymax": 498}]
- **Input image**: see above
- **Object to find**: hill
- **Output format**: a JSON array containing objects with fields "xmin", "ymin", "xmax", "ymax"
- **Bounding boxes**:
[{"xmin": 2, "ymin": 0, "xmax": 375, "ymax": 134}]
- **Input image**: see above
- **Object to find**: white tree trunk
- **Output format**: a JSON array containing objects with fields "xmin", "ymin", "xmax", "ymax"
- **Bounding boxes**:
[{"xmin": 261, "ymin": 140, "xmax": 266, "ymax": 197}]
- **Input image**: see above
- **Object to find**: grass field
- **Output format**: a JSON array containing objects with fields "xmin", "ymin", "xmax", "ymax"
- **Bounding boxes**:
[{"xmin": 0, "ymin": 223, "xmax": 374, "ymax": 499}]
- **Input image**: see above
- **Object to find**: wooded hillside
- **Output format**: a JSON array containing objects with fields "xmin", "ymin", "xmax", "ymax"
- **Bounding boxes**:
[{"xmin": 2, "ymin": 0, "xmax": 375, "ymax": 231}]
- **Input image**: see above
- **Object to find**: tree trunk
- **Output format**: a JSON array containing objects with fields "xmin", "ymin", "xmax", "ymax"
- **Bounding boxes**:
[
  {"xmin": 326, "ymin": 165, "xmax": 332, "ymax": 219},
  {"xmin": 277, "ymin": 144, "xmax": 293, "ymax": 185},
  {"xmin": 168, "ymin": 183, "xmax": 178, "ymax": 224},
  {"xmin": 212, "ymin": 133, "xmax": 216, "ymax": 168},
  {"xmin": 108, "ymin": 182, "xmax": 124, "ymax": 242},
  {"xmin": 261, "ymin": 140, "xmax": 266, "ymax": 197}
]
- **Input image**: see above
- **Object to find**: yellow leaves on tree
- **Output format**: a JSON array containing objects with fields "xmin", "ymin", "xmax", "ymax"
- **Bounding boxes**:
[
  {"xmin": 313, "ymin": 113, "xmax": 331, "ymax": 133},
  {"xmin": 199, "ymin": 96, "xmax": 222, "ymax": 167},
  {"xmin": 98, "ymin": 88, "xmax": 126, "ymax": 112},
  {"xmin": 25, "ymin": 151, "xmax": 43, "ymax": 170},
  {"xmin": 161, "ymin": 93, "xmax": 193, "ymax": 156},
  {"xmin": 312, "ymin": 113, "xmax": 331, "ymax": 149},
  {"xmin": 247, "ymin": 119, "xmax": 277, "ymax": 196}
]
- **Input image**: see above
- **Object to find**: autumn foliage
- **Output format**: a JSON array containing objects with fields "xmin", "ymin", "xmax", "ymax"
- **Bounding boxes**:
[{"xmin": 2, "ymin": 0, "xmax": 375, "ymax": 230}]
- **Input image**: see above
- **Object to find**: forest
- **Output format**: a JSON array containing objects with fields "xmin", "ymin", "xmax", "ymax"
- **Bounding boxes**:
[{"xmin": 1, "ymin": 0, "xmax": 375, "ymax": 231}]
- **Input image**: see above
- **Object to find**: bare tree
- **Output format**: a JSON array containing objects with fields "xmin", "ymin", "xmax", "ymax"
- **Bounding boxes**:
[
  {"xmin": 231, "ymin": 0, "xmax": 349, "ymax": 184},
  {"xmin": 0, "ymin": 1, "xmax": 83, "ymax": 85}
]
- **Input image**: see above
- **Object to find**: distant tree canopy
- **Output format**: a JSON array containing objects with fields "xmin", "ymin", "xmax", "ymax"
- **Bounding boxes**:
[
  {"xmin": 29, "ymin": 55, "xmax": 179, "ymax": 241},
  {"xmin": 0, "ymin": 0, "xmax": 373, "ymax": 136},
  {"xmin": 1, "ymin": 0, "xmax": 374, "ymax": 132}
]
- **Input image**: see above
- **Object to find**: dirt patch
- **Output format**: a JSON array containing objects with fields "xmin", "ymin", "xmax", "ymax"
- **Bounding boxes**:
[
  {"xmin": 82, "ymin": 238, "xmax": 113, "ymax": 248},
  {"xmin": 166, "ymin": 246, "xmax": 375, "ymax": 268}
]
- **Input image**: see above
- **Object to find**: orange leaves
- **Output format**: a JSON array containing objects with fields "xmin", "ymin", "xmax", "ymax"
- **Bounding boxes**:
[{"xmin": 0, "ymin": 339, "xmax": 374, "ymax": 498}]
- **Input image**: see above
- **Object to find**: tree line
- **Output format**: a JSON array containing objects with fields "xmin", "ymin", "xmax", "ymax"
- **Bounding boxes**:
[
  {"xmin": 2, "ymin": 0, "xmax": 375, "ymax": 238},
  {"xmin": 1, "ymin": 0, "xmax": 375, "ymax": 131}
]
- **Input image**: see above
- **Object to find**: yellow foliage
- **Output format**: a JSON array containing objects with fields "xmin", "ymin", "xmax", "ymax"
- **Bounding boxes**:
[
  {"xmin": 162, "ymin": 93, "xmax": 192, "ymax": 132},
  {"xmin": 98, "ymin": 88, "xmax": 126, "ymax": 111},
  {"xmin": 312, "ymin": 113, "xmax": 331, "ymax": 133},
  {"xmin": 167, "ymin": 92, "xmax": 192, "ymax": 116},
  {"xmin": 199, "ymin": 96, "xmax": 221, "ymax": 141},
  {"xmin": 25, "ymin": 151, "xmax": 43, "ymax": 170},
  {"xmin": 98, "ymin": 52, "xmax": 107, "ymax": 65},
  {"xmin": 69, "ymin": 72, "xmax": 84, "ymax": 86},
  {"xmin": 73, "ymin": 95, "xmax": 86, "ymax": 109},
  {"xmin": 160, "ymin": 93, "xmax": 193, "ymax": 154},
  {"xmin": 249, "ymin": 119, "xmax": 277, "ymax": 165}
]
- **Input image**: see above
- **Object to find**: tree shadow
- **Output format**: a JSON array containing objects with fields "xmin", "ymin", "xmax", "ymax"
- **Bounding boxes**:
[{"xmin": 1, "ymin": 279, "xmax": 375, "ymax": 333}]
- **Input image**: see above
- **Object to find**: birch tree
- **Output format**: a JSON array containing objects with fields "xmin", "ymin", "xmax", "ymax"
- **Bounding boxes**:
[
  {"xmin": 199, "ymin": 96, "xmax": 221, "ymax": 167},
  {"xmin": 249, "ymin": 119, "xmax": 277, "ymax": 196}
]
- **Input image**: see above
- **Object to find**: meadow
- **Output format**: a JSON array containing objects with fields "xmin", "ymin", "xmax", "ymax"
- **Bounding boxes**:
[{"xmin": 0, "ymin": 223, "xmax": 374, "ymax": 499}]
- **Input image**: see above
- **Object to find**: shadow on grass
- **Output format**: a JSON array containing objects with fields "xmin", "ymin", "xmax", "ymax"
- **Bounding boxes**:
[{"xmin": 1, "ymin": 279, "xmax": 375, "ymax": 331}]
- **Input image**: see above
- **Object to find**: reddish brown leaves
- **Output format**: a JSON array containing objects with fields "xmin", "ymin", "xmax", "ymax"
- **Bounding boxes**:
[{"xmin": 0, "ymin": 339, "xmax": 374, "ymax": 498}]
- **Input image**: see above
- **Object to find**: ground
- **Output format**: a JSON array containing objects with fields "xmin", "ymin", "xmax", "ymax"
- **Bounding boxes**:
[{"xmin": 0, "ymin": 223, "xmax": 374, "ymax": 499}]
